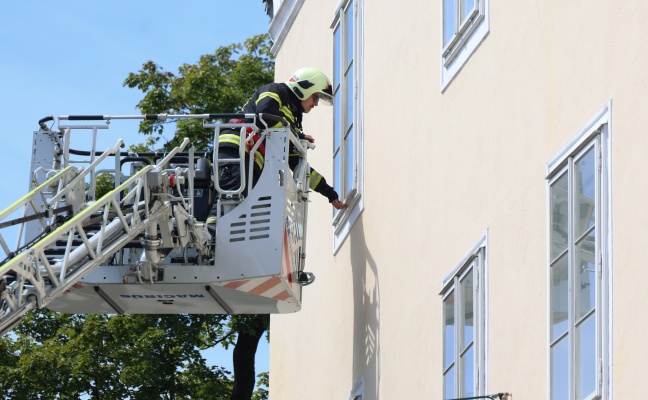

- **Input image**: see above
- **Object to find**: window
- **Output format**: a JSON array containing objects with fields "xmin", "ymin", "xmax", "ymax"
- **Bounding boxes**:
[
  {"xmin": 441, "ymin": 0, "xmax": 489, "ymax": 90},
  {"xmin": 547, "ymin": 103, "xmax": 612, "ymax": 400},
  {"xmin": 441, "ymin": 235, "xmax": 487, "ymax": 399},
  {"xmin": 332, "ymin": 0, "xmax": 363, "ymax": 251}
]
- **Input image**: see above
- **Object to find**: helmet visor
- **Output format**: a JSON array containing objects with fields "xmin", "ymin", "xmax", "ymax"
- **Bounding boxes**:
[
  {"xmin": 315, "ymin": 91, "xmax": 334, "ymax": 106},
  {"xmin": 316, "ymin": 83, "xmax": 334, "ymax": 106}
]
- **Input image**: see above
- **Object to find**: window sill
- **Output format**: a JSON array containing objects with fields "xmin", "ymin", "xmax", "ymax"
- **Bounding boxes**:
[
  {"xmin": 332, "ymin": 193, "xmax": 363, "ymax": 254},
  {"xmin": 440, "ymin": 1, "xmax": 490, "ymax": 91}
]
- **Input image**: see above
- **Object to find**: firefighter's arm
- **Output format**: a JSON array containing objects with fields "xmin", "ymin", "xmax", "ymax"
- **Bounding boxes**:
[{"xmin": 310, "ymin": 169, "xmax": 348, "ymax": 210}]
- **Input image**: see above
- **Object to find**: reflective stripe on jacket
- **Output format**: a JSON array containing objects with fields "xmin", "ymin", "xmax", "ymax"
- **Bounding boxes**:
[{"xmin": 218, "ymin": 132, "xmax": 264, "ymax": 169}]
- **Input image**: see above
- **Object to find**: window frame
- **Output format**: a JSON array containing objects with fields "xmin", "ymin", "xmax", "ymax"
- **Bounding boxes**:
[
  {"xmin": 440, "ymin": 0, "xmax": 490, "ymax": 91},
  {"xmin": 347, "ymin": 376, "xmax": 364, "ymax": 400},
  {"xmin": 268, "ymin": 0, "xmax": 305, "ymax": 55},
  {"xmin": 331, "ymin": 0, "xmax": 364, "ymax": 252},
  {"xmin": 546, "ymin": 102, "xmax": 612, "ymax": 400},
  {"xmin": 441, "ymin": 233, "xmax": 488, "ymax": 399}
]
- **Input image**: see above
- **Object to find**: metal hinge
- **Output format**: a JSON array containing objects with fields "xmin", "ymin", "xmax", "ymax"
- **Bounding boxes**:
[
  {"xmin": 598, "ymin": 143, "xmax": 602, "ymax": 172},
  {"xmin": 598, "ymin": 251, "xmax": 603, "ymax": 278},
  {"xmin": 598, "ymin": 358, "xmax": 603, "ymax": 387}
]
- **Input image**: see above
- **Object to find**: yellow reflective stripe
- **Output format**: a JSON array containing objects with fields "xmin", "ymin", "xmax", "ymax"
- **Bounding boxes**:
[
  {"xmin": 219, "ymin": 134, "xmax": 264, "ymax": 168},
  {"xmin": 0, "ymin": 166, "xmax": 75, "ymax": 219},
  {"xmin": 219, "ymin": 133, "xmax": 241, "ymax": 146},
  {"xmin": 309, "ymin": 170, "xmax": 323, "ymax": 190},
  {"xmin": 257, "ymin": 91, "xmax": 281, "ymax": 105},
  {"xmin": 255, "ymin": 91, "xmax": 296, "ymax": 127},
  {"xmin": 253, "ymin": 154, "xmax": 264, "ymax": 169},
  {"xmin": 279, "ymin": 106, "xmax": 295, "ymax": 125}
]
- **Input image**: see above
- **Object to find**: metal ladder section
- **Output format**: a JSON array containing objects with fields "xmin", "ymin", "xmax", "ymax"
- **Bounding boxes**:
[{"xmin": 0, "ymin": 126, "xmax": 192, "ymax": 335}]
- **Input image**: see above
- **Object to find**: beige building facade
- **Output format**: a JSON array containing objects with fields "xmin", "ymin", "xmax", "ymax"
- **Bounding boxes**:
[{"xmin": 265, "ymin": 1, "xmax": 648, "ymax": 399}]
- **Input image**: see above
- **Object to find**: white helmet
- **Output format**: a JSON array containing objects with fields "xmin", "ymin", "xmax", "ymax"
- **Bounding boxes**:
[{"xmin": 286, "ymin": 67, "xmax": 334, "ymax": 105}]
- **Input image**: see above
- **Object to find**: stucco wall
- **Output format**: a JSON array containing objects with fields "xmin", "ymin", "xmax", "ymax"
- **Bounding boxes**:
[{"xmin": 269, "ymin": 0, "xmax": 648, "ymax": 399}]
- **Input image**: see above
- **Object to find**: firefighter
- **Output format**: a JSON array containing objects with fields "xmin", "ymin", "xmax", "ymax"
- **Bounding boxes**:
[{"xmin": 209, "ymin": 67, "xmax": 347, "ymax": 224}]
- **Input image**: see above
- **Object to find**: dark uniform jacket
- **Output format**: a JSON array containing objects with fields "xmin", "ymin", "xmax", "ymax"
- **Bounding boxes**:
[{"xmin": 220, "ymin": 82, "xmax": 339, "ymax": 203}]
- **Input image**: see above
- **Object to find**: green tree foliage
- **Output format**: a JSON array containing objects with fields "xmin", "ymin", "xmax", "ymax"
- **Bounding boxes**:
[
  {"xmin": 123, "ymin": 34, "xmax": 274, "ymax": 151},
  {"xmin": 95, "ymin": 172, "xmax": 115, "ymax": 200},
  {"xmin": 0, "ymin": 34, "xmax": 274, "ymax": 400},
  {"xmin": 0, "ymin": 311, "xmax": 236, "ymax": 399},
  {"xmin": 0, "ymin": 311, "xmax": 268, "ymax": 399}
]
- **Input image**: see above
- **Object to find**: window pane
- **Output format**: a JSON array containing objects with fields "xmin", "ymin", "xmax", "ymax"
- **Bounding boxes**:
[
  {"xmin": 444, "ymin": 292, "xmax": 455, "ymax": 369},
  {"xmin": 345, "ymin": 1, "xmax": 354, "ymax": 68},
  {"xmin": 334, "ymin": 90, "xmax": 341, "ymax": 151},
  {"xmin": 443, "ymin": 0, "xmax": 456, "ymax": 45},
  {"xmin": 551, "ymin": 254, "xmax": 569, "ymax": 341},
  {"xmin": 551, "ymin": 336, "xmax": 569, "ymax": 400},
  {"xmin": 461, "ymin": 345, "xmax": 475, "ymax": 397},
  {"xmin": 333, "ymin": 25, "xmax": 341, "ymax": 87},
  {"xmin": 550, "ymin": 172, "xmax": 569, "ymax": 261},
  {"xmin": 334, "ymin": 152, "xmax": 341, "ymax": 196},
  {"xmin": 460, "ymin": 268, "xmax": 474, "ymax": 350},
  {"xmin": 576, "ymin": 313, "xmax": 597, "ymax": 399},
  {"xmin": 345, "ymin": 64, "xmax": 354, "ymax": 131},
  {"xmin": 461, "ymin": 0, "xmax": 475, "ymax": 23},
  {"xmin": 576, "ymin": 230, "xmax": 596, "ymax": 320},
  {"xmin": 346, "ymin": 127, "xmax": 354, "ymax": 195},
  {"xmin": 444, "ymin": 366, "xmax": 455, "ymax": 400},
  {"xmin": 575, "ymin": 147, "xmax": 596, "ymax": 238}
]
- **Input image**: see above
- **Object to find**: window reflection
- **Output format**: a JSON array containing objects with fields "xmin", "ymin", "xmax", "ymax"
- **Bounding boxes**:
[
  {"xmin": 575, "ymin": 148, "xmax": 596, "ymax": 238},
  {"xmin": 461, "ymin": 345, "xmax": 475, "ymax": 397},
  {"xmin": 346, "ymin": 128, "xmax": 354, "ymax": 196},
  {"xmin": 551, "ymin": 337, "xmax": 569, "ymax": 400},
  {"xmin": 576, "ymin": 231, "xmax": 596, "ymax": 320},
  {"xmin": 461, "ymin": 0, "xmax": 476, "ymax": 23},
  {"xmin": 551, "ymin": 173, "xmax": 569, "ymax": 261},
  {"xmin": 345, "ymin": 64, "xmax": 354, "ymax": 131},
  {"xmin": 461, "ymin": 269, "xmax": 474, "ymax": 349},
  {"xmin": 551, "ymin": 255, "xmax": 569, "ymax": 341},
  {"xmin": 444, "ymin": 293, "xmax": 455, "ymax": 368},
  {"xmin": 345, "ymin": 3, "xmax": 353, "ymax": 64},
  {"xmin": 443, "ymin": 0, "xmax": 456, "ymax": 45},
  {"xmin": 576, "ymin": 314, "xmax": 596, "ymax": 399},
  {"xmin": 445, "ymin": 367, "xmax": 455, "ymax": 399}
]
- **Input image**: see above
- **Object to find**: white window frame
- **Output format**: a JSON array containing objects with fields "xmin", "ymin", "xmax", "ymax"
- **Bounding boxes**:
[
  {"xmin": 268, "ymin": 0, "xmax": 305, "ymax": 55},
  {"xmin": 331, "ymin": 0, "xmax": 364, "ymax": 252},
  {"xmin": 440, "ymin": 0, "xmax": 490, "ymax": 91},
  {"xmin": 546, "ymin": 101, "xmax": 612, "ymax": 400},
  {"xmin": 347, "ymin": 376, "xmax": 364, "ymax": 400},
  {"xmin": 440, "ymin": 233, "xmax": 488, "ymax": 399}
]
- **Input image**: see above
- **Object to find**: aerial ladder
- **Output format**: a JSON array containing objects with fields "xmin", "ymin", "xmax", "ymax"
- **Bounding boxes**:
[{"xmin": 0, "ymin": 113, "xmax": 315, "ymax": 335}]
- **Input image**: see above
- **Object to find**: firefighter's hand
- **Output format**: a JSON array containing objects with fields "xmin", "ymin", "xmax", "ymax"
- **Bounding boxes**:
[
  {"xmin": 332, "ymin": 199, "xmax": 348, "ymax": 210},
  {"xmin": 303, "ymin": 134, "xmax": 315, "ymax": 143}
]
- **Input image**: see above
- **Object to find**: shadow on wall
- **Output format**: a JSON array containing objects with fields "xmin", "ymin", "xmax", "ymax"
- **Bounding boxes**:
[{"xmin": 350, "ymin": 216, "xmax": 380, "ymax": 399}]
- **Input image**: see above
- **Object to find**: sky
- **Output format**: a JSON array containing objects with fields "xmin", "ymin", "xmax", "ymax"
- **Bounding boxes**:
[{"xmin": 0, "ymin": 0, "xmax": 271, "ymax": 380}]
